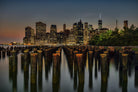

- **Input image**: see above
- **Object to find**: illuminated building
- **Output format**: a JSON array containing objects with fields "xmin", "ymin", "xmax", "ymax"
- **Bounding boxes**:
[
  {"xmin": 98, "ymin": 13, "xmax": 102, "ymax": 31},
  {"xmin": 25, "ymin": 26, "xmax": 34, "ymax": 38},
  {"xmin": 63, "ymin": 24, "xmax": 66, "ymax": 32},
  {"xmin": 124, "ymin": 20, "xmax": 128, "ymax": 31},
  {"xmin": 23, "ymin": 19, "xmax": 111, "ymax": 45},
  {"xmin": 23, "ymin": 26, "xmax": 34, "ymax": 44},
  {"xmin": 36, "ymin": 22, "xmax": 46, "ymax": 40},
  {"xmin": 66, "ymin": 31, "xmax": 77, "ymax": 45},
  {"xmin": 50, "ymin": 25, "xmax": 57, "ymax": 43},
  {"xmin": 98, "ymin": 20, "xmax": 102, "ymax": 30},
  {"xmin": 76, "ymin": 20, "xmax": 84, "ymax": 44},
  {"xmin": 83, "ymin": 22, "xmax": 89, "ymax": 45}
]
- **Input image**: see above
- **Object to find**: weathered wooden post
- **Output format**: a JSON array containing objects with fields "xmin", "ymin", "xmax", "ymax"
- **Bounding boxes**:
[
  {"xmin": 122, "ymin": 54, "xmax": 128, "ymax": 70},
  {"xmin": 88, "ymin": 51, "xmax": 93, "ymax": 89},
  {"xmin": 2, "ymin": 50, "xmax": 5, "ymax": 58},
  {"xmin": 44, "ymin": 48, "xmax": 53, "ymax": 80},
  {"xmin": 52, "ymin": 53, "xmax": 60, "ymax": 92},
  {"xmin": 37, "ymin": 50, "xmax": 43, "ymax": 91},
  {"xmin": 10, "ymin": 50, "xmax": 17, "ymax": 62},
  {"xmin": 73, "ymin": 58, "xmax": 78, "ymax": 90},
  {"xmin": 121, "ymin": 53, "xmax": 128, "ymax": 92},
  {"xmin": 73, "ymin": 51, "xmax": 78, "ymax": 61},
  {"xmin": 24, "ymin": 49, "xmax": 29, "ymax": 61},
  {"xmin": 100, "ymin": 54, "xmax": 108, "ymax": 92},
  {"xmin": 24, "ymin": 54, "xmax": 29, "ymax": 92},
  {"xmin": 7, "ymin": 49, "xmax": 11, "ymax": 56},
  {"xmin": 56, "ymin": 49, "xmax": 61, "ymax": 64},
  {"xmin": 21, "ymin": 54, "xmax": 25, "ymax": 72},
  {"xmin": 135, "ymin": 52, "xmax": 138, "ymax": 88},
  {"xmin": 9, "ymin": 50, "xmax": 18, "ymax": 92},
  {"xmin": 88, "ymin": 51, "xmax": 93, "ymax": 63},
  {"xmin": 9, "ymin": 54, "xmax": 12, "ymax": 80},
  {"xmin": 76, "ymin": 53, "xmax": 84, "ymax": 92},
  {"xmin": 21, "ymin": 49, "xmax": 29, "ymax": 71},
  {"xmin": 30, "ymin": 53, "xmax": 38, "ymax": 92},
  {"xmin": 0, "ymin": 50, "xmax": 1, "ymax": 58}
]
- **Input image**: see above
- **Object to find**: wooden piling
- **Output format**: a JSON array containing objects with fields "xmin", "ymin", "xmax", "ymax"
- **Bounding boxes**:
[
  {"xmin": 122, "ymin": 54, "xmax": 128, "ymax": 70},
  {"xmin": 30, "ymin": 53, "xmax": 38, "ymax": 92}
]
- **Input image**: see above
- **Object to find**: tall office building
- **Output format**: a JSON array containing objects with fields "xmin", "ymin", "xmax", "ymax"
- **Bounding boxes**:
[
  {"xmin": 98, "ymin": 20, "xmax": 102, "ymax": 30},
  {"xmin": 124, "ymin": 20, "xmax": 128, "ymax": 30},
  {"xmin": 89, "ymin": 25, "xmax": 93, "ymax": 31},
  {"xmin": 73, "ymin": 23, "xmax": 77, "ymax": 30},
  {"xmin": 50, "ymin": 25, "xmax": 57, "ymax": 43},
  {"xmin": 23, "ymin": 26, "xmax": 34, "ymax": 44},
  {"xmin": 36, "ymin": 22, "xmax": 46, "ymax": 39},
  {"xmin": 63, "ymin": 24, "xmax": 66, "ymax": 32},
  {"xmin": 115, "ymin": 20, "xmax": 119, "ymax": 31},
  {"xmin": 73, "ymin": 23, "xmax": 78, "ymax": 35},
  {"xmin": 83, "ymin": 22, "xmax": 89, "ymax": 45},
  {"xmin": 50, "ymin": 25, "xmax": 57, "ymax": 34},
  {"xmin": 84, "ymin": 22, "xmax": 88, "ymax": 29},
  {"xmin": 78, "ymin": 20, "xmax": 83, "ymax": 30},
  {"xmin": 25, "ymin": 26, "xmax": 34, "ymax": 38},
  {"xmin": 77, "ymin": 20, "xmax": 83, "ymax": 44},
  {"xmin": 98, "ymin": 13, "xmax": 102, "ymax": 30}
]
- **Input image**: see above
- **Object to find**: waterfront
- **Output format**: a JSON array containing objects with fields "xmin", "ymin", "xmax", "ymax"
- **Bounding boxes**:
[{"xmin": 0, "ymin": 46, "xmax": 138, "ymax": 92}]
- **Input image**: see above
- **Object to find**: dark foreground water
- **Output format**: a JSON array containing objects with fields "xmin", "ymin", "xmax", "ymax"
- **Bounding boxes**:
[{"xmin": 0, "ymin": 49, "xmax": 138, "ymax": 92}]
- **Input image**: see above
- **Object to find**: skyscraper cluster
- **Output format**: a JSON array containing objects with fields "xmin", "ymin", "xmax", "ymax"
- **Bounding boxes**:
[{"xmin": 23, "ymin": 19, "xmax": 128, "ymax": 45}]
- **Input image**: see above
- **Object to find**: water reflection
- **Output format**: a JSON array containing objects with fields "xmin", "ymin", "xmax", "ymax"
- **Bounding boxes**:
[{"xmin": 0, "ymin": 46, "xmax": 137, "ymax": 92}]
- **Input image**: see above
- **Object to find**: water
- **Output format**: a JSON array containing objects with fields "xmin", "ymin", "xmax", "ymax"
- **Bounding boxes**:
[{"xmin": 0, "ymin": 49, "xmax": 138, "ymax": 92}]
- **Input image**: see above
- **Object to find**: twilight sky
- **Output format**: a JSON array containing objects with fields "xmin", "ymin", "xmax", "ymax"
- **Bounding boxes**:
[{"xmin": 0, "ymin": 0, "xmax": 138, "ymax": 43}]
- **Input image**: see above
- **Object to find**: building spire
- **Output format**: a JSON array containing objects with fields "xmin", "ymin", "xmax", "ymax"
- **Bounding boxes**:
[
  {"xmin": 99, "ymin": 13, "xmax": 102, "ymax": 20},
  {"xmin": 116, "ymin": 19, "xmax": 118, "ymax": 28}
]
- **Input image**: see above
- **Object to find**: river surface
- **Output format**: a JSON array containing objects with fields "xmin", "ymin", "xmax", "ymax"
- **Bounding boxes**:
[{"xmin": 0, "ymin": 49, "xmax": 138, "ymax": 92}]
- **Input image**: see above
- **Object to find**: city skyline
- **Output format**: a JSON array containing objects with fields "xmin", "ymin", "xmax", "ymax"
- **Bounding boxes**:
[{"xmin": 0, "ymin": 0, "xmax": 138, "ymax": 43}]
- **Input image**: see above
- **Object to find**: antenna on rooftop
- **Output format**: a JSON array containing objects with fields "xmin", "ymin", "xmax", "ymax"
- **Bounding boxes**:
[
  {"xmin": 99, "ymin": 13, "xmax": 102, "ymax": 20},
  {"xmin": 116, "ymin": 19, "xmax": 118, "ymax": 28}
]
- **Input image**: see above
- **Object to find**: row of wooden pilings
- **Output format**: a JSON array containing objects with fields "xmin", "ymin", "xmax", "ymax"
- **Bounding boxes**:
[
  {"xmin": 63, "ymin": 46, "xmax": 136, "ymax": 71},
  {"xmin": 0, "ymin": 45, "xmax": 57, "ymax": 58},
  {"xmin": 8, "ymin": 46, "xmax": 60, "ymax": 92},
  {"xmin": 63, "ymin": 46, "xmax": 87, "ymax": 92},
  {"xmin": 63, "ymin": 46, "xmax": 137, "ymax": 92},
  {"xmin": 3, "ymin": 45, "xmax": 138, "ymax": 92},
  {"xmin": 0, "ymin": 46, "xmax": 23, "ymax": 58}
]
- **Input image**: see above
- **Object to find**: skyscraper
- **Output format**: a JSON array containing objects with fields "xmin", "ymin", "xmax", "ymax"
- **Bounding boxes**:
[
  {"xmin": 83, "ymin": 22, "xmax": 89, "ymax": 45},
  {"xmin": 115, "ymin": 20, "xmax": 119, "ymax": 31},
  {"xmin": 50, "ymin": 25, "xmax": 57, "ymax": 43},
  {"xmin": 25, "ymin": 26, "xmax": 34, "ymax": 38},
  {"xmin": 36, "ymin": 22, "xmax": 46, "ymax": 39},
  {"xmin": 84, "ymin": 22, "xmax": 88, "ymax": 30},
  {"xmin": 77, "ymin": 20, "xmax": 83, "ymax": 44},
  {"xmin": 73, "ymin": 23, "xmax": 77, "ymax": 30},
  {"xmin": 63, "ymin": 24, "xmax": 66, "ymax": 32},
  {"xmin": 78, "ymin": 20, "xmax": 83, "ymax": 30},
  {"xmin": 98, "ymin": 20, "xmax": 102, "ymax": 30},
  {"xmin": 124, "ymin": 20, "xmax": 128, "ymax": 30},
  {"xmin": 98, "ymin": 14, "xmax": 102, "ymax": 30},
  {"xmin": 89, "ymin": 25, "xmax": 93, "ymax": 31},
  {"xmin": 50, "ymin": 25, "xmax": 57, "ymax": 34},
  {"xmin": 23, "ymin": 26, "xmax": 34, "ymax": 44}
]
